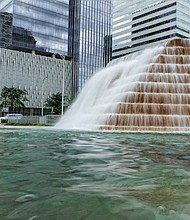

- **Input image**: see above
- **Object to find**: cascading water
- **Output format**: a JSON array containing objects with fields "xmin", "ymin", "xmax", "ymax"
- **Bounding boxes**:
[{"xmin": 55, "ymin": 38, "xmax": 190, "ymax": 132}]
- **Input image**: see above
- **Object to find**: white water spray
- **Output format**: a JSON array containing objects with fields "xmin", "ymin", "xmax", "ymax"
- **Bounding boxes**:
[
  {"xmin": 55, "ymin": 45, "xmax": 163, "ymax": 130},
  {"xmin": 55, "ymin": 38, "xmax": 190, "ymax": 131}
]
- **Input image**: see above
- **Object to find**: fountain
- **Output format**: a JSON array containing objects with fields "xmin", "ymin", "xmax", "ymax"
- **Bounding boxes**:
[{"xmin": 55, "ymin": 38, "xmax": 190, "ymax": 132}]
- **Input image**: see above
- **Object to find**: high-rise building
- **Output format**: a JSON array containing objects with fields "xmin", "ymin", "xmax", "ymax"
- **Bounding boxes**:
[
  {"xmin": 0, "ymin": 0, "xmax": 69, "ymax": 56},
  {"xmin": 0, "ymin": 0, "xmax": 72, "ymax": 115},
  {"xmin": 69, "ymin": 0, "xmax": 112, "ymax": 94},
  {"xmin": 112, "ymin": 0, "xmax": 190, "ymax": 59}
]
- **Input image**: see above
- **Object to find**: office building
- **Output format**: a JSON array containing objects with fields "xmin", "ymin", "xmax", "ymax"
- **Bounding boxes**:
[
  {"xmin": 112, "ymin": 0, "xmax": 190, "ymax": 59},
  {"xmin": 69, "ymin": 0, "xmax": 112, "ymax": 93},
  {"xmin": 0, "ymin": 0, "xmax": 69, "ymax": 55},
  {"xmin": 0, "ymin": 48, "xmax": 72, "ymax": 115},
  {"xmin": 0, "ymin": 0, "xmax": 73, "ymax": 115}
]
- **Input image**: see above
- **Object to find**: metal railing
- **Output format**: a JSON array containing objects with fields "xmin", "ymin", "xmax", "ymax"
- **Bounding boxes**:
[{"xmin": 2, "ymin": 115, "xmax": 62, "ymax": 126}]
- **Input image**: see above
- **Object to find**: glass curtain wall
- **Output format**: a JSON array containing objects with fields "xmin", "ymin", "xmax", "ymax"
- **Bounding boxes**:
[
  {"xmin": 0, "ymin": 0, "xmax": 69, "ymax": 56},
  {"xmin": 69, "ymin": 0, "xmax": 112, "ymax": 94}
]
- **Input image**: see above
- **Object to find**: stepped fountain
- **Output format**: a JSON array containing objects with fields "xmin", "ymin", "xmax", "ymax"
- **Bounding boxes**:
[{"xmin": 55, "ymin": 38, "xmax": 190, "ymax": 132}]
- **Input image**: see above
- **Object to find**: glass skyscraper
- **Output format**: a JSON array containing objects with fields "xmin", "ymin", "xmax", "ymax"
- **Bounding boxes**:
[
  {"xmin": 69, "ymin": 0, "xmax": 112, "ymax": 94},
  {"xmin": 0, "ymin": 0, "xmax": 69, "ymax": 56},
  {"xmin": 113, "ymin": 0, "xmax": 190, "ymax": 59}
]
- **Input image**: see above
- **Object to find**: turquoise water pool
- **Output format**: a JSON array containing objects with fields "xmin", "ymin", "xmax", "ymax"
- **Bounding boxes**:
[{"xmin": 0, "ymin": 128, "xmax": 190, "ymax": 220}]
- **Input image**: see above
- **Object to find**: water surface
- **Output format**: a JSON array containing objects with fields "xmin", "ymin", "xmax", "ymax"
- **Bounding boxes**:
[{"xmin": 0, "ymin": 128, "xmax": 190, "ymax": 220}]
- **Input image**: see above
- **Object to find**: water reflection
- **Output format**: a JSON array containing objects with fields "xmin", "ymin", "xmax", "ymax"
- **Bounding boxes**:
[{"xmin": 0, "ymin": 128, "xmax": 190, "ymax": 219}]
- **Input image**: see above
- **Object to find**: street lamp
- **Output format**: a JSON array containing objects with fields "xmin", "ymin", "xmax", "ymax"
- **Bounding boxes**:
[
  {"xmin": 61, "ymin": 55, "xmax": 65, "ymax": 117},
  {"xmin": 0, "ymin": 96, "xmax": 2, "ymax": 117},
  {"xmin": 41, "ymin": 76, "xmax": 48, "ymax": 116},
  {"xmin": 61, "ymin": 70, "xmax": 64, "ymax": 116}
]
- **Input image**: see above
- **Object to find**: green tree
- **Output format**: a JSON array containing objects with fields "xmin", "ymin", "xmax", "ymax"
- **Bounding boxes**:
[
  {"xmin": 45, "ymin": 92, "xmax": 73, "ymax": 115},
  {"xmin": 0, "ymin": 86, "xmax": 28, "ymax": 110}
]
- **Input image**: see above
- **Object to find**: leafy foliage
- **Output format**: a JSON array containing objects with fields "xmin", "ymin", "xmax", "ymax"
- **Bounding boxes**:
[
  {"xmin": 45, "ymin": 92, "xmax": 73, "ymax": 115},
  {"xmin": 1, "ymin": 87, "xmax": 28, "ymax": 109}
]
